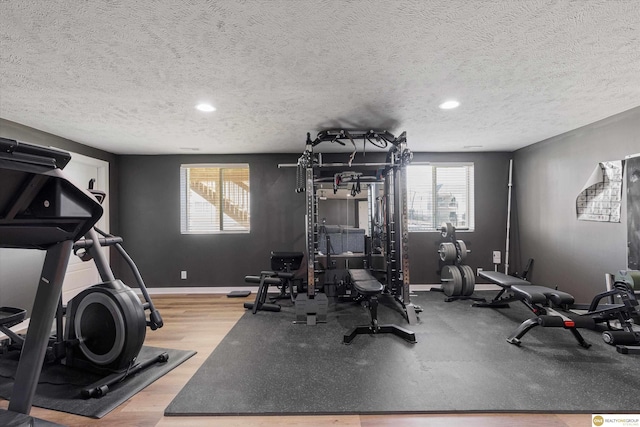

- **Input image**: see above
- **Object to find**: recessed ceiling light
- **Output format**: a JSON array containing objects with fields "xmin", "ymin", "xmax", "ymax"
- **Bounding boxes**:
[
  {"xmin": 195, "ymin": 103, "xmax": 216, "ymax": 112},
  {"xmin": 439, "ymin": 100, "xmax": 460, "ymax": 110}
]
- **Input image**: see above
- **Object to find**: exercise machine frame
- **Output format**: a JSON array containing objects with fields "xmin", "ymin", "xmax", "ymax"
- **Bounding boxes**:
[
  {"xmin": 290, "ymin": 130, "xmax": 420, "ymax": 325},
  {"xmin": 0, "ymin": 138, "xmax": 102, "ymax": 419},
  {"xmin": 0, "ymin": 138, "xmax": 167, "ymax": 421},
  {"xmin": 67, "ymin": 218, "xmax": 167, "ymax": 397}
]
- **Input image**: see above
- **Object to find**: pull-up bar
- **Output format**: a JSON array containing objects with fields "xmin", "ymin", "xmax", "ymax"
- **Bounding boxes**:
[
  {"xmin": 310, "ymin": 129, "xmax": 406, "ymax": 148},
  {"xmin": 278, "ymin": 161, "xmax": 430, "ymax": 168},
  {"xmin": 278, "ymin": 161, "xmax": 395, "ymax": 168}
]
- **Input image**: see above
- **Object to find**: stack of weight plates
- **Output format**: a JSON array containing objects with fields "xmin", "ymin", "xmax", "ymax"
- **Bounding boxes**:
[{"xmin": 438, "ymin": 223, "xmax": 474, "ymax": 298}]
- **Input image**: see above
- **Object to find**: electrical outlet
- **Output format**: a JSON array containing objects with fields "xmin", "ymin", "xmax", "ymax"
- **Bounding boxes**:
[
  {"xmin": 477, "ymin": 267, "xmax": 483, "ymax": 276},
  {"xmin": 493, "ymin": 250, "xmax": 501, "ymax": 264},
  {"xmin": 181, "ymin": 270, "xmax": 187, "ymax": 280}
]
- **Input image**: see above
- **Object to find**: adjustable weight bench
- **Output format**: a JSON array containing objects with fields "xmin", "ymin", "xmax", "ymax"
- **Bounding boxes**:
[
  {"xmin": 343, "ymin": 269, "xmax": 416, "ymax": 345},
  {"xmin": 475, "ymin": 270, "xmax": 594, "ymax": 348}
]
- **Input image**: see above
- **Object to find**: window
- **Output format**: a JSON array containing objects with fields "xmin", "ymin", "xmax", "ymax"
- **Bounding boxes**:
[
  {"xmin": 180, "ymin": 164, "xmax": 250, "ymax": 234},
  {"xmin": 406, "ymin": 163, "xmax": 474, "ymax": 232}
]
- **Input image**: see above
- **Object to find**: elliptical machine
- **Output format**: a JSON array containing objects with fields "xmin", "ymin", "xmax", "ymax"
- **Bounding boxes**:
[{"xmin": 1, "ymin": 180, "xmax": 167, "ymax": 398}]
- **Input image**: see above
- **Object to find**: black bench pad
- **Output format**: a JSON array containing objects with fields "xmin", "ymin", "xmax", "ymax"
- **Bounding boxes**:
[
  {"xmin": 349, "ymin": 269, "xmax": 376, "ymax": 282},
  {"xmin": 244, "ymin": 275, "xmax": 282, "ymax": 285},
  {"xmin": 479, "ymin": 270, "xmax": 531, "ymax": 288},
  {"xmin": 511, "ymin": 285, "xmax": 575, "ymax": 305},
  {"xmin": 259, "ymin": 270, "xmax": 295, "ymax": 280},
  {"xmin": 479, "ymin": 270, "xmax": 574, "ymax": 305},
  {"xmin": 348, "ymin": 269, "xmax": 384, "ymax": 296}
]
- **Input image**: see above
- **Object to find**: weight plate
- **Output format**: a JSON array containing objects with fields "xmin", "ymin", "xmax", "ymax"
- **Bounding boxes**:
[
  {"xmin": 456, "ymin": 240, "xmax": 468, "ymax": 263},
  {"xmin": 450, "ymin": 266, "xmax": 464, "ymax": 296},
  {"xmin": 441, "ymin": 265, "xmax": 463, "ymax": 296},
  {"xmin": 459, "ymin": 265, "xmax": 475, "ymax": 296},
  {"xmin": 439, "ymin": 242, "xmax": 457, "ymax": 263},
  {"xmin": 440, "ymin": 222, "xmax": 454, "ymax": 238}
]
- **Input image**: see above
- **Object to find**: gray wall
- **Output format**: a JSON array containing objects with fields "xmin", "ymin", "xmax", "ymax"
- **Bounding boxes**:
[
  {"xmin": 0, "ymin": 119, "xmax": 119, "ymax": 313},
  {"xmin": 117, "ymin": 154, "xmax": 307, "ymax": 288},
  {"xmin": 409, "ymin": 152, "xmax": 513, "ymax": 284},
  {"xmin": 513, "ymin": 107, "xmax": 640, "ymax": 302},
  {"xmin": 7, "ymin": 107, "xmax": 638, "ymax": 297},
  {"xmin": 117, "ymin": 151, "xmax": 512, "ymax": 287}
]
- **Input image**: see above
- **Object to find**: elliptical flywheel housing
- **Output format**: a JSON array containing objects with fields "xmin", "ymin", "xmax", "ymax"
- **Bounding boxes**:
[{"xmin": 65, "ymin": 279, "xmax": 146, "ymax": 372}]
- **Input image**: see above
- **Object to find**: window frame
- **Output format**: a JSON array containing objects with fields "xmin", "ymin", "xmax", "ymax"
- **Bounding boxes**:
[
  {"xmin": 180, "ymin": 163, "xmax": 251, "ymax": 235},
  {"xmin": 406, "ymin": 162, "xmax": 475, "ymax": 233}
]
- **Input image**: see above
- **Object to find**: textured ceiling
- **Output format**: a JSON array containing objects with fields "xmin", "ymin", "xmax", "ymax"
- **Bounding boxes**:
[{"xmin": 1, "ymin": 0, "xmax": 639, "ymax": 155}]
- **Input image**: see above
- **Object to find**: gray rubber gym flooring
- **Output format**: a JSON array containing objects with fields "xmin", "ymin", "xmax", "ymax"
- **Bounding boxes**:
[
  {"xmin": 165, "ymin": 291, "xmax": 640, "ymax": 416},
  {"xmin": 0, "ymin": 346, "xmax": 196, "ymax": 418}
]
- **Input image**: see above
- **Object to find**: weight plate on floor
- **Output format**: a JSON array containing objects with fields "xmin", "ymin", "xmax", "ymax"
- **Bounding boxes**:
[
  {"xmin": 440, "ymin": 222, "xmax": 454, "ymax": 238},
  {"xmin": 455, "ymin": 240, "xmax": 468, "ymax": 263},
  {"xmin": 459, "ymin": 265, "xmax": 475, "ymax": 296},
  {"xmin": 441, "ymin": 265, "xmax": 463, "ymax": 296},
  {"xmin": 439, "ymin": 242, "xmax": 457, "ymax": 263}
]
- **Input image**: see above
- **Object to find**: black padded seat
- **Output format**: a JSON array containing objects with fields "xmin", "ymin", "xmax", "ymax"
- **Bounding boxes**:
[
  {"xmin": 344, "ymin": 269, "xmax": 416, "ymax": 344},
  {"xmin": 511, "ymin": 285, "xmax": 574, "ymax": 306},
  {"xmin": 349, "ymin": 269, "xmax": 377, "ymax": 282},
  {"xmin": 349, "ymin": 269, "xmax": 384, "ymax": 295},
  {"xmin": 479, "ymin": 270, "xmax": 531, "ymax": 288},
  {"xmin": 244, "ymin": 275, "xmax": 283, "ymax": 285},
  {"xmin": 353, "ymin": 279, "xmax": 384, "ymax": 296}
]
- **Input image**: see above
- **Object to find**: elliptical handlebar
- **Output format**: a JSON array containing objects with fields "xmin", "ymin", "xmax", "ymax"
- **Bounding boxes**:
[
  {"xmin": 93, "ymin": 226, "xmax": 164, "ymax": 330},
  {"xmin": 74, "ymin": 236, "xmax": 123, "ymax": 250},
  {"xmin": 75, "ymin": 179, "xmax": 164, "ymax": 330}
]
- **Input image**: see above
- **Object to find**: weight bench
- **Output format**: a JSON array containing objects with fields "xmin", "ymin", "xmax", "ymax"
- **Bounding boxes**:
[
  {"xmin": 343, "ymin": 269, "xmax": 416, "ymax": 345},
  {"xmin": 475, "ymin": 270, "xmax": 594, "ymax": 348},
  {"xmin": 243, "ymin": 271, "xmax": 295, "ymax": 314}
]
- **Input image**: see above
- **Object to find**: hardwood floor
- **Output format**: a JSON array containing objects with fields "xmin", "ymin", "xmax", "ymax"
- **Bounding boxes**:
[{"xmin": 1, "ymin": 294, "xmax": 591, "ymax": 426}]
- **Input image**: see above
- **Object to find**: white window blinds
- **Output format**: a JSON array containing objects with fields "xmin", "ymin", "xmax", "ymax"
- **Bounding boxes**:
[
  {"xmin": 407, "ymin": 163, "xmax": 474, "ymax": 232},
  {"xmin": 180, "ymin": 164, "xmax": 250, "ymax": 234}
]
